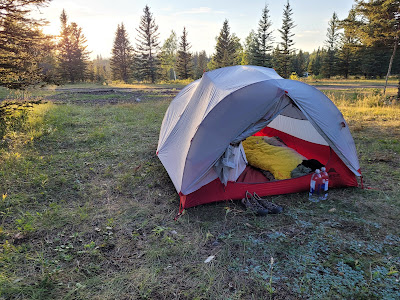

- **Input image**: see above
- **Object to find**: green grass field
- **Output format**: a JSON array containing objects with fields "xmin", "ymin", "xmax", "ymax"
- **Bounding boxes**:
[{"xmin": 0, "ymin": 84, "xmax": 399, "ymax": 299}]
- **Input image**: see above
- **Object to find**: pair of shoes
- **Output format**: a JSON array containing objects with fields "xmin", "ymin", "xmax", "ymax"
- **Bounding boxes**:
[
  {"xmin": 241, "ymin": 191, "xmax": 269, "ymax": 216},
  {"xmin": 253, "ymin": 192, "xmax": 284, "ymax": 214}
]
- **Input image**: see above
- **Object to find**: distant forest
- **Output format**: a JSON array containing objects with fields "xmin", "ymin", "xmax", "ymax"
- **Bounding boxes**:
[{"xmin": 0, "ymin": 0, "xmax": 399, "ymax": 89}]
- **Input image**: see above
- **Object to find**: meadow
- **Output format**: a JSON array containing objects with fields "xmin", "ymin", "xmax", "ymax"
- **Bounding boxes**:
[{"xmin": 0, "ymin": 80, "xmax": 399, "ymax": 299}]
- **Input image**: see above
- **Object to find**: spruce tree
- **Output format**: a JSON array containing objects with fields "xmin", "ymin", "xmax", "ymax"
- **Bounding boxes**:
[
  {"xmin": 321, "ymin": 12, "xmax": 340, "ymax": 78},
  {"xmin": 0, "ymin": 0, "xmax": 53, "ymax": 88},
  {"xmin": 213, "ymin": 19, "xmax": 237, "ymax": 69},
  {"xmin": 176, "ymin": 27, "xmax": 193, "ymax": 79},
  {"xmin": 277, "ymin": 0, "xmax": 296, "ymax": 78},
  {"xmin": 134, "ymin": 5, "xmax": 160, "ymax": 83},
  {"xmin": 57, "ymin": 9, "xmax": 90, "ymax": 83},
  {"xmin": 110, "ymin": 23, "xmax": 133, "ymax": 83},
  {"xmin": 255, "ymin": 4, "xmax": 274, "ymax": 67}
]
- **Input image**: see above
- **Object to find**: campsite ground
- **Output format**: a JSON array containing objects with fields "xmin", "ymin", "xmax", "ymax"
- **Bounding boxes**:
[{"xmin": 0, "ymin": 79, "xmax": 399, "ymax": 299}]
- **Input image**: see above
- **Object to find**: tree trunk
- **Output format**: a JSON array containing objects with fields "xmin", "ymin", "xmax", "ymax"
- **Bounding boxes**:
[
  {"xmin": 397, "ymin": 75, "xmax": 400, "ymax": 101},
  {"xmin": 384, "ymin": 36, "xmax": 399, "ymax": 95}
]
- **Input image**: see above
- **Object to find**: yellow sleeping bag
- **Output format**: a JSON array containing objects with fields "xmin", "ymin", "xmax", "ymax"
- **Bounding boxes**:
[{"xmin": 242, "ymin": 136, "xmax": 305, "ymax": 180}]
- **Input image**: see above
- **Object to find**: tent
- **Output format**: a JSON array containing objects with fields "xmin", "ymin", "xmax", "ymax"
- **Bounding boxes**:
[{"xmin": 157, "ymin": 65, "xmax": 361, "ymax": 212}]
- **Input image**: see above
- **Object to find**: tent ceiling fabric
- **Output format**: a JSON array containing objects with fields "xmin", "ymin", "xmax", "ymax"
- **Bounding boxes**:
[{"xmin": 157, "ymin": 66, "xmax": 361, "ymax": 195}]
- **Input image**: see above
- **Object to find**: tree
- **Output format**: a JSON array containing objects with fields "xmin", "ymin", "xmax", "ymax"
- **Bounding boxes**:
[
  {"xmin": 135, "ymin": 5, "xmax": 160, "ymax": 83},
  {"xmin": 307, "ymin": 48, "xmax": 324, "ymax": 76},
  {"xmin": 242, "ymin": 30, "xmax": 258, "ymax": 65},
  {"xmin": 92, "ymin": 55, "xmax": 110, "ymax": 83},
  {"xmin": 212, "ymin": 19, "xmax": 238, "ymax": 69},
  {"xmin": 193, "ymin": 50, "xmax": 209, "ymax": 79},
  {"xmin": 57, "ymin": 9, "xmax": 90, "ymax": 83},
  {"xmin": 0, "ymin": 0, "xmax": 53, "ymax": 88},
  {"xmin": 255, "ymin": 4, "xmax": 274, "ymax": 67},
  {"xmin": 176, "ymin": 27, "xmax": 193, "ymax": 79},
  {"xmin": 277, "ymin": 0, "xmax": 296, "ymax": 78},
  {"xmin": 321, "ymin": 12, "xmax": 340, "ymax": 78},
  {"xmin": 291, "ymin": 50, "xmax": 309, "ymax": 76},
  {"xmin": 349, "ymin": 0, "xmax": 400, "ymax": 96},
  {"xmin": 110, "ymin": 23, "xmax": 133, "ymax": 83},
  {"xmin": 231, "ymin": 33, "xmax": 243, "ymax": 65},
  {"xmin": 159, "ymin": 30, "xmax": 178, "ymax": 80},
  {"xmin": 337, "ymin": 10, "xmax": 361, "ymax": 78}
]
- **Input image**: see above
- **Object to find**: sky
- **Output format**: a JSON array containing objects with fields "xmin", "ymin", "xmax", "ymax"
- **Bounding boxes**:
[{"xmin": 32, "ymin": 0, "xmax": 356, "ymax": 59}]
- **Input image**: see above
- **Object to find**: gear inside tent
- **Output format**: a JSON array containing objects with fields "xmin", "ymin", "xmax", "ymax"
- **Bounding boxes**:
[{"xmin": 157, "ymin": 66, "xmax": 361, "ymax": 211}]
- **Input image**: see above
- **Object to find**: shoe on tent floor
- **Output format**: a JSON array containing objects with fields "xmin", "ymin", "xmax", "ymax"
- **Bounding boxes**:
[{"xmin": 156, "ymin": 65, "xmax": 361, "ymax": 212}]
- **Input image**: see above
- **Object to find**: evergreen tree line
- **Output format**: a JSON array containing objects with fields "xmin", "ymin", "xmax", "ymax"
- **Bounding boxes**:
[{"xmin": 0, "ymin": 0, "xmax": 399, "ymax": 92}]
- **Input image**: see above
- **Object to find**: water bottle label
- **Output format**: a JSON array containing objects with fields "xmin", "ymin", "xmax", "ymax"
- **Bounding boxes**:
[{"xmin": 310, "ymin": 180, "xmax": 315, "ymax": 190}]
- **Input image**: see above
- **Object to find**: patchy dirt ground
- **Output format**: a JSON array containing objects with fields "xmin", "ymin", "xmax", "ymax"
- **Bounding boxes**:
[
  {"xmin": 46, "ymin": 88, "xmax": 180, "ymax": 105},
  {"xmin": 43, "ymin": 83, "xmax": 398, "ymax": 105}
]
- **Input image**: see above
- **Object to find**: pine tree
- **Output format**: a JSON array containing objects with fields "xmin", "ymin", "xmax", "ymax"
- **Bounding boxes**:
[
  {"xmin": 176, "ymin": 27, "xmax": 193, "ymax": 79},
  {"xmin": 57, "ymin": 10, "xmax": 90, "ymax": 83},
  {"xmin": 255, "ymin": 4, "xmax": 274, "ymax": 67},
  {"xmin": 321, "ymin": 12, "xmax": 340, "ymax": 78},
  {"xmin": 213, "ymin": 19, "xmax": 237, "ymax": 69},
  {"xmin": 291, "ymin": 50, "xmax": 308, "ymax": 76},
  {"xmin": 159, "ymin": 30, "xmax": 178, "ymax": 80},
  {"xmin": 277, "ymin": 0, "xmax": 296, "ymax": 78},
  {"xmin": 337, "ymin": 10, "xmax": 361, "ymax": 78},
  {"xmin": 307, "ymin": 48, "xmax": 323, "ymax": 76},
  {"xmin": 349, "ymin": 0, "xmax": 400, "ymax": 96},
  {"xmin": 272, "ymin": 45, "xmax": 283, "ymax": 74},
  {"xmin": 110, "ymin": 23, "xmax": 133, "ymax": 83},
  {"xmin": 0, "ymin": 0, "xmax": 53, "ymax": 88},
  {"xmin": 134, "ymin": 5, "xmax": 160, "ymax": 83}
]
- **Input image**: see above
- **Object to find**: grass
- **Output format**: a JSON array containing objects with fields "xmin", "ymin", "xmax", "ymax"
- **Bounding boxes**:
[
  {"xmin": 0, "ymin": 81, "xmax": 188, "ymax": 100},
  {"xmin": 301, "ymin": 76, "xmax": 399, "ymax": 86},
  {"xmin": 0, "ymin": 86, "xmax": 399, "ymax": 299}
]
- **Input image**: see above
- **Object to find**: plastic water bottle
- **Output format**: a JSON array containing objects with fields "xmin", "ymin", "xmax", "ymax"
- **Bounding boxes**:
[
  {"xmin": 320, "ymin": 167, "xmax": 329, "ymax": 200},
  {"xmin": 309, "ymin": 169, "xmax": 321, "ymax": 202}
]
